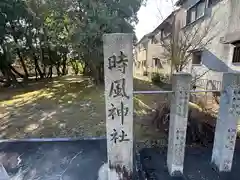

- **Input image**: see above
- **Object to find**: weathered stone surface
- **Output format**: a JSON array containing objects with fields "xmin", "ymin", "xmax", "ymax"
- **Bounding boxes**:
[
  {"xmin": 103, "ymin": 33, "xmax": 134, "ymax": 176},
  {"xmin": 0, "ymin": 164, "xmax": 9, "ymax": 180},
  {"xmin": 0, "ymin": 139, "xmax": 107, "ymax": 180},
  {"xmin": 167, "ymin": 73, "xmax": 192, "ymax": 176},
  {"xmin": 212, "ymin": 73, "xmax": 240, "ymax": 172}
]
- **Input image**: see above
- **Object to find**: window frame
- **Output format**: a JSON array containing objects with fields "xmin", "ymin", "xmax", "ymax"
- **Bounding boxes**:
[
  {"xmin": 196, "ymin": 0, "xmax": 205, "ymax": 19},
  {"xmin": 232, "ymin": 45, "xmax": 240, "ymax": 64},
  {"xmin": 186, "ymin": 0, "xmax": 206, "ymax": 25},
  {"xmin": 208, "ymin": 0, "xmax": 220, "ymax": 7},
  {"xmin": 153, "ymin": 58, "xmax": 162, "ymax": 68},
  {"xmin": 192, "ymin": 51, "xmax": 203, "ymax": 65},
  {"xmin": 151, "ymin": 37, "xmax": 159, "ymax": 44}
]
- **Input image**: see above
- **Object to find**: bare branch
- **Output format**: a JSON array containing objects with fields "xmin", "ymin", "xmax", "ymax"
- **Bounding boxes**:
[
  {"xmin": 155, "ymin": 0, "xmax": 164, "ymax": 20},
  {"xmin": 192, "ymin": 70, "xmax": 210, "ymax": 84}
]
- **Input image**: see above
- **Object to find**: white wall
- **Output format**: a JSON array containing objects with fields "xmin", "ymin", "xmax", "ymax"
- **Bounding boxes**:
[{"xmin": 178, "ymin": 0, "xmax": 240, "ymax": 89}]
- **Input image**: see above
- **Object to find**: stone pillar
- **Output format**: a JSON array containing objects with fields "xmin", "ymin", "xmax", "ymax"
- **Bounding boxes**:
[
  {"xmin": 212, "ymin": 73, "xmax": 240, "ymax": 172},
  {"xmin": 167, "ymin": 73, "xmax": 191, "ymax": 176},
  {"xmin": 103, "ymin": 33, "xmax": 134, "ymax": 179}
]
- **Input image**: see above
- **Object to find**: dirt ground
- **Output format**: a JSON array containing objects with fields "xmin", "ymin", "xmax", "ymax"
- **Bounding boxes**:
[{"xmin": 0, "ymin": 75, "xmax": 166, "ymax": 143}]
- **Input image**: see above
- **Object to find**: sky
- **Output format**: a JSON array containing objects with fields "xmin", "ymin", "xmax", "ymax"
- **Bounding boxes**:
[{"xmin": 135, "ymin": 0, "xmax": 176, "ymax": 41}]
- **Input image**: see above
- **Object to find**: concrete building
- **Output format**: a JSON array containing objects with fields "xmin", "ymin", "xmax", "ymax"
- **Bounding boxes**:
[
  {"xmin": 135, "ymin": 0, "xmax": 240, "ymax": 90},
  {"xmin": 134, "ymin": 12, "xmax": 178, "ymax": 78},
  {"xmin": 174, "ymin": 0, "xmax": 240, "ymax": 90},
  {"xmin": 134, "ymin": 33, "xmax": 150, "ymax": 76}
]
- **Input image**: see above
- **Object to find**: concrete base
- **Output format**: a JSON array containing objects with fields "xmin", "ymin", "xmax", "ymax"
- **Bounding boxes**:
[
  {"xmin": 2, "ymin": 138, "xmax": 240, "ymax": 180},
  {"xmin": 0, "ymin": 164, "xmax": 9, "ymax": 180},
  {"xmin": 139, "ymin": 140, "xmax": 240, "ymax": 180},
  {"xmin": 0, "ymin": 139, "xmax": 107, "ymax": 180}
]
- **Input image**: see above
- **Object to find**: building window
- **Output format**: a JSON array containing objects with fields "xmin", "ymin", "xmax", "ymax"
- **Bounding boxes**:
[
  {"xmin": 153, "ymin": 58, "xmax": 163, "ymax": 68},
  {"xmin": 151, "ymin": 37, "xmax": 159, "ymax": 44},
  {"xmin": 187, "ymin": 7, "xmax": 196, "ymax": 24},
  {"xmin": 137, "ymin": 61, "xmax": 141, "ymax": 68},
  {"xmin": 232, "ymin": 47, "xmax": 240, "ymax": 63},
  {"xmin": 186, "ymin": 0, "xmax": 206, "ymax": 25},
  {"xmin": 208, "ymin": 0, "xmax": 220, "ymax": 7},
  {"xmin": 196, "ymin": 1, "xmax": 205, "ymax": 19},
  {"xmin": 143, "ymin": 60, "xmax": 147, "ymax": 67},
  {"xmin": 192, "ymin": 51, "xmax": 202, "ymax": 64}
]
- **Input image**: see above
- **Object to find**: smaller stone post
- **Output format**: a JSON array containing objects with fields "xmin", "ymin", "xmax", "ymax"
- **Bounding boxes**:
[
  {"xmin": 167, "ymin": 73, "xmax": 191, "ymax": 176},
  {"xmin": 212, "ymin": 73, "xmax": 240, "ymax": 172}
]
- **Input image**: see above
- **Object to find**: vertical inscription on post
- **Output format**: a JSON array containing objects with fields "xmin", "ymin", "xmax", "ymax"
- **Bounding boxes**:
[
  {"xmin": 175, "ymin": 87, "xmax": 189, "ymax": 118},
  {"xmin": 167, "ymin": 73, "xmax": 191, "ymax": 176},
  {"xmin": 174, "ymin": 128, "xmax": 186, "ymax": 166},
  {"xmin": 229, "ymin": 86, "xmax": 240, "ymax": 116},
  {"xmin": 212, "ymin": 73, "xmax": 240, "ymax": 172},
  {"xmin": 103, "ymin": 34, "xmax": 133, "ymax": 178}
]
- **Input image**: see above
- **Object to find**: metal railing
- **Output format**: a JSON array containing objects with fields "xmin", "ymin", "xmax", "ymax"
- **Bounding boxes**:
[{"xmin": 133, "ymin": 89, "xmax": 220, "ymax": 94}]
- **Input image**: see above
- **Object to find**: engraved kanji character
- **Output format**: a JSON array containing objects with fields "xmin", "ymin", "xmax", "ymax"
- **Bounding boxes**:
[
  {"xmin": 108, "ymin": 51, "xmax": 128, "ymax": 74},
  {"xmin": 108, "ymin": 102, "xmax": 129, "ymax": 124},
  {"xmin": 119, "ymin": 130, "xmax": 130, "ymax": 142},
  {"xmin": 117, "ymin": 102, "xmax": 129, "ymax": 125},
  {"xmin": 108, "ymin": 103, "xmax": 117, "ymax": 120},
  {"xmin": 109, "ymin": 78, "xmax": 129, "ymax": 99},
  {"xmin": 108, "ymin": 54, "xmax": 117, "ymax": 70},
  {"xmin": 117, "ymin": 51, "xmax": 128, "ymax": 74},
  {"xmin": 110, "ymin": 129, "xmax": 130, "ymax": 144},
  {"xmin": 110, "ymin": 129, "xmax": 118, "ymax": 144}
]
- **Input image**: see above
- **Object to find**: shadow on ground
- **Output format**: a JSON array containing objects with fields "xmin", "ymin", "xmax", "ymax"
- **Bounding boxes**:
[
  {"xmin": 0, "ymin": 75, "xmax": 106, "ymax": 138},
  {"xmin": 0, "ymin": 75, "xmax": 167, "ymax": 144}
]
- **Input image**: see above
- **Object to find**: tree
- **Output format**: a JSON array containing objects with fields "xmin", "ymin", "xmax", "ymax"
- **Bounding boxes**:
[
  {"xmin": 68, "ymin": 0, "xmax": 146, "ymax": 83},
  {"xmin": 0, "ymin": 0, "xmax": 28, "ymax": 86},
  {"xmin": 0, "ymin": 0, "xmax": 146, "ymax": 86}
]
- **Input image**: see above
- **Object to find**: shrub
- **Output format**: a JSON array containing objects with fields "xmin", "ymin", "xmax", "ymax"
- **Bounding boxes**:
[
  {"xmin": 151, "ymin": 72, "xmax": 161, "ymax": 83},
  {"xmin": 151, "ymin": 72, "xmax": 170, "ymax": 83},
  {"xmin": 162, "ymin": 74, "xmax": 170, "ymax": 83},
  {"xmin": 70, "ymin": 60, "xmax": 83, "ymax": 75}
]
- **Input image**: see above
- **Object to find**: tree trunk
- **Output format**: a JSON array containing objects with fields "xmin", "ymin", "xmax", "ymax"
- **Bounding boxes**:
[
  {"xmin": 8, "ymin": 69, "xmax": 18, "ymax": 84},
  {"xmin": 3, "ymin": 67, "xmax": 18, "ymax": 86},
  {"xmin": 83, "ymin": 62, "xmax": 91, "ymax": 76},
  {"xmin": 11, "ymin": 23, "xmax": 29, "ymax": 79},
  {"xmin": 25, "ymin": 33, "xmax": 44, "ymax": 79},
  {"xmin": 83, "ymin": 63, "xmax": 88, "ymax": 75},
  {"xmin": 89, "ymin": 60, "xmax": 100, "ymax": 84},
  {"xmin": 34, "ymin": 54, "xmax": 44, "ymax": 79},
  {"xmin": 35, "ymin": 66, "xmax": 38, "ymax": 80},
  {"xmin": 47, "ymin": 66, "xmax": 53, "ymax": 78},
  {"xmin": 10, "ymin": 65, "xmax": 24, "ymax": 78},
  {"xmin": 56, "ymin": 61, "xmax": 61, "ymax": 76},
  {"xmin": 98, "ymin": 62, "xmax": 104, "ymax": 83},
  {"xmin": 17, "ymin": 50, "xmax": 28, "ymax": 78},
  {"xmin": 16, "ymin": 49, "xmax": 29, "ymax": 79},
  {"xmin": 41, "ymin": 47, "xmax": 47, "ymax": 77},
  {"xmin": 0, "ymin": 69, "xmax": 11, "ymax": 87},
  {"xmin": 43, "ymin": 64, "xmax": 46, "ymax": 77},
  {"xmin": 62, "ymin": 54, "xmax": 67, "ymax": 75}
]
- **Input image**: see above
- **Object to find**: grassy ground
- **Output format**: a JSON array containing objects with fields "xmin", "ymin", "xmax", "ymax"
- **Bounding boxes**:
[{"xmin": 0, "ymin": 75, "xmax": 167, "ymax": 143}]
